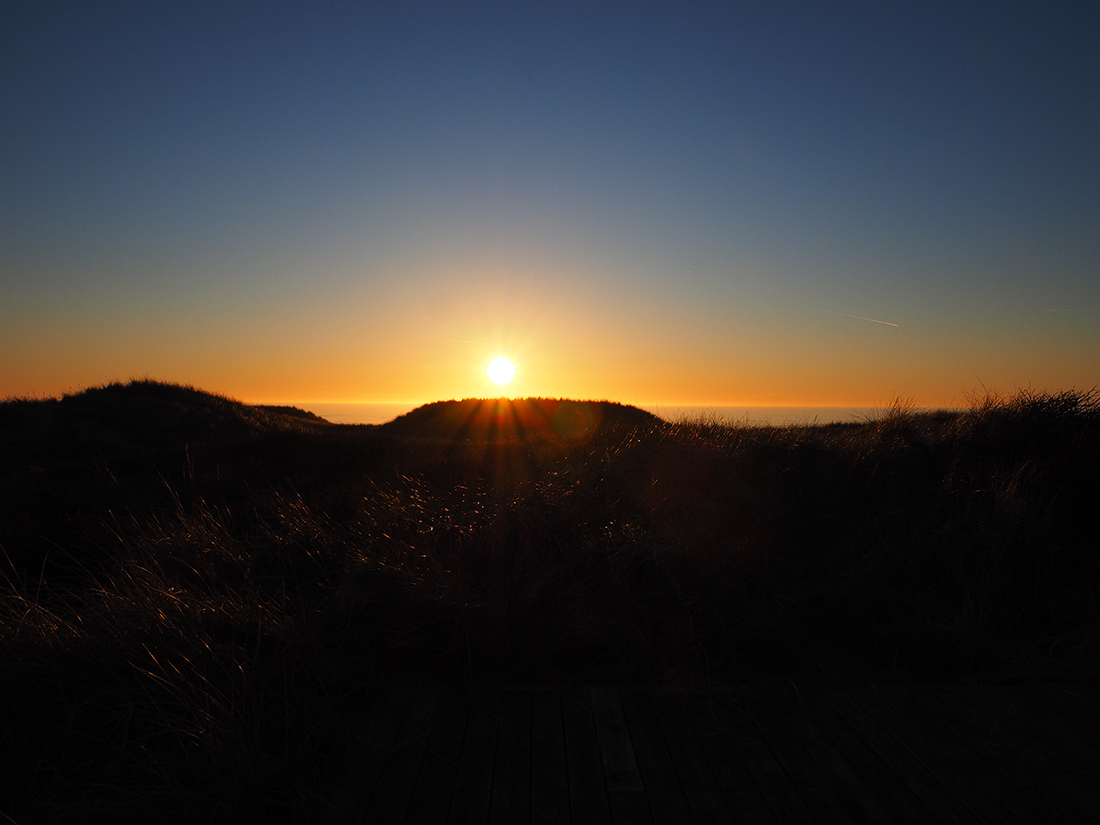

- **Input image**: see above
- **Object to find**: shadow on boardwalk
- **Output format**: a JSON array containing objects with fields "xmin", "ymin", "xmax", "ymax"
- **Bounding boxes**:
[{"xmin": 323, "ymin": 680, "xmax": 1100, "ymax": 824}]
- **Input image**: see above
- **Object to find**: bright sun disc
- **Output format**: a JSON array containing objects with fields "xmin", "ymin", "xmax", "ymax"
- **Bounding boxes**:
[{"xmin": 487, "ymin": 357, "xmax": 515, "ymax": 386}]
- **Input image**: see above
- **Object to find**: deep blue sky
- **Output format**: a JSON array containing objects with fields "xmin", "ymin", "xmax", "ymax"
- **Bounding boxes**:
[{"xmin": 3, "ymin": 1, "xmax": 1097, "ymax": 405}]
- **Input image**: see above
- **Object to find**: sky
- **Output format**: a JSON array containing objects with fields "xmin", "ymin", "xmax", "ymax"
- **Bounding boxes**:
[{"xmin": 2, "ymin": 1, "xmax": 1098, "ymax": 408}]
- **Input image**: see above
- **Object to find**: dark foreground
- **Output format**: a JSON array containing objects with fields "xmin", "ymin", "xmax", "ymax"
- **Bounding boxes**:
[
  {"xmin": 331, "ymin": 680, "xmax": 1100, "ymax": 824},
  {"xmin": 2, "ymin": 381, "xmax": 1098, "ymax": 823}
]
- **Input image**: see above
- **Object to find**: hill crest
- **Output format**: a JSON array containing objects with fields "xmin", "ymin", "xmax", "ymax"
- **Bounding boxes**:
[
  {"xmin": 380, "ymin": 397, "xmax": 659, "ymax": 442},
  {"xmin": 0, "ymin": 380, "xmax": 329, "ymax": 466}
]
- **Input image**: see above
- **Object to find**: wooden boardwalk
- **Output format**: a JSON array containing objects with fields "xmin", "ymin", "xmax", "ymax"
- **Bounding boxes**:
[{"xmin": 326, "ymin": 681, "xmax": 1099, "ymax": 824}]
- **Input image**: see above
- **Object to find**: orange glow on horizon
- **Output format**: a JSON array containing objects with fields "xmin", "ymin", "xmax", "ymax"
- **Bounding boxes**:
[{"xmin": 2, "ymin": 274, "xmax": 1091, "ymax": 413}]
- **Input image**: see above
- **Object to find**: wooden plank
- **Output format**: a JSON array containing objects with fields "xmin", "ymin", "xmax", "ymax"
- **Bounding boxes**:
[
  {"xmin": 976, "ymin": 685, "xmax": 1100, "ymax": 775},
  {"xmin": 741, "ymin": 685, "xmax": 861, "ymax": 824},
  {"xmin": 448, "ymin": 791, "xmax": 492, "ymax": 825},
  {"xmin": 562, "ymin": 687, "xmax": 613, "ymax": 825},
  {"xmin": 654, "ymin": 696, "xmax": 739, "ymax": 823},
  {"xmin": 917, "ymin": 686, "xmax": 1100, "ymax": 822},
  {"xmin": 846, "ymin": 686, "xmax": 1022, "ymax": 825},
  {"xmin": 346, "ymin": 682, "xmax": 1100, "ymax": 825},
  {"xmin": 609, "ymin": 790, "xmax": 653, "ymax": 825},
  {"xmin": 897, "ymin": 685, "xmax": 1082, "ymax": 821},
  {"xmin": 490, "ymin": 690, "xmax": 532, "ymax": 825},
  {"xmin": 454, "ymin": 690, "xmax": 502, "ymax": 793},
  {"xmin": 589, "ymin": 687, "xmax": 645, "ymax": 792},
  {"xmin": 672, "ymin": 696, "xmax": 757, "ymax": 792},
  {"xmin": 768, "ymin": 688, "xmax": 904, "ymax": 825},
  {"xmin": 618, "ymin": 691, "xmax": 694, "ymax": 823},
  {"xmin": 687, "ymin": 693, "xmax": 815, "ymax": 825},
  {"xmin": 324, "ymin": 680, "xmax": 413, "ymax": 824},
  {"xmin": 362, "ymin": 682, "xmax": 442, "ymax": 824},
  {"xmin": 823, "ymin": 688, "xmax": 981, "ymax": 825},
  {"xmin": 799, "ymin": 686, "xmax": 934, "ymax": 825},
  {"xmin": 406, "ymin": 690, "xmax": 472, "ymax": 824},
  {"xmin": 876, "ymin": 686, "xmax": 1046, "ymax": 824},
  {"xmin": 530, "ymin": 788, "xmax": 570, "ymax": 825},
  {"xmin": 531, "ymin": 690, "xmax": 567, "ymax": 791},
  {"xmin": 1039, "ymin": 683, "xmax": 1100, "ymax": 738}
]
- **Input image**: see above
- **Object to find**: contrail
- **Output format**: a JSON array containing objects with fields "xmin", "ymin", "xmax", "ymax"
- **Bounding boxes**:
[
  {"xmin": 824, "ymin": 310, "xmax": 899, "ymax": 327},
  {"xmin": 1046, "ymin": 309, "xmax": 1091, "ymax": 312},
  {"xmin": 426, "ymin": 338, "xmax": 490, "ymax": 346}
]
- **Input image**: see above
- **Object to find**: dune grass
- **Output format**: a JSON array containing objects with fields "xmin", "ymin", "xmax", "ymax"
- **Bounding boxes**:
[{"xmin": 2, "ymin": 381, "xmax": 1098, "ymax": 822}]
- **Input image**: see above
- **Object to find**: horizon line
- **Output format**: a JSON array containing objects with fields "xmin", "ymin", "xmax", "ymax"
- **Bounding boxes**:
[{"xmin": 260, "ymin": 399, "xmax": 957, "ymax": 410}]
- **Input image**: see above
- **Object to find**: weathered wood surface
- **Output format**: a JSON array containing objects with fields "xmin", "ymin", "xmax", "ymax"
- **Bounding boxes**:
[{"xmin": 338, "ymin": 682, "xmax": 1099, "ymax": 824}]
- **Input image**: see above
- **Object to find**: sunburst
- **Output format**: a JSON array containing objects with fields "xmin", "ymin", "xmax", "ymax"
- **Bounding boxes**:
[{"xmin": 487, "ymin": 357, "xmax": 515, "ymax": 386}]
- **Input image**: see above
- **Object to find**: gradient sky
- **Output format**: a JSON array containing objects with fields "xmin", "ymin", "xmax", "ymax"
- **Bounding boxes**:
[{"xmin": 3, "ymin": 1, "xmax": 1098, "ymax": 407}]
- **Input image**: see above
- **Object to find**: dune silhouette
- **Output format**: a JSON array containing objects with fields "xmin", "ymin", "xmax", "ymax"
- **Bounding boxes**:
[
  {"xmin": 0, "ymin": 379, "xmax": 327, "ymax": 468},
  {"xmin": 380, "ymin": 397, "xmax": 660, "ymax": 442}
]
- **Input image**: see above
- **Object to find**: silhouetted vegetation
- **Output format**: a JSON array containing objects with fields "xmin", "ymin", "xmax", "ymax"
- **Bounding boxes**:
[{"xmin": 3, "ymin": 380, "xmax": 1098, "ymax": 822}]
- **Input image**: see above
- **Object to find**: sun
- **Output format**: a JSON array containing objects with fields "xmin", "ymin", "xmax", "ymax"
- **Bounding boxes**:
[{"xmin": 487, "ymin": 356, "xmax": 515, "ymax": 386}]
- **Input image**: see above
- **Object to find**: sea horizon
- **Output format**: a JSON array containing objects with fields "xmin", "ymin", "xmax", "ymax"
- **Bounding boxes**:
[{"xmin": 285, "ymin": 401, "xmax": 954, "ymax": 427}]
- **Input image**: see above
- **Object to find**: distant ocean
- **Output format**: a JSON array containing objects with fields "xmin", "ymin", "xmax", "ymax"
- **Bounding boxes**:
[{"xmin": 293, "ymin": 402, "xmax": 946, "ymax": 427}]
